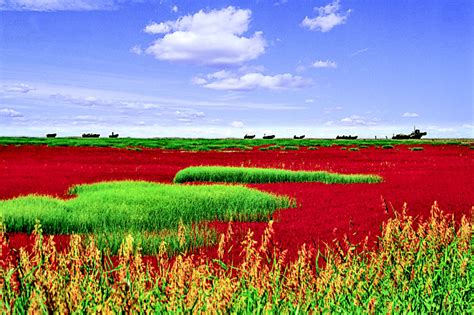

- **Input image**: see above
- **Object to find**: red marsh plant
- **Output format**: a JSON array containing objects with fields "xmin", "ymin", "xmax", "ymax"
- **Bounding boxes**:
[{"xmin": 0, "ymin": 202, "xmax": 472, "ymax": 313}]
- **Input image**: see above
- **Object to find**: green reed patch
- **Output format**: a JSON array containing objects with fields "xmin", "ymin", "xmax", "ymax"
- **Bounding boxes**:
[
  {"xmin": 174, "ymin": 166, "xmax": 382, "ymax": 184},
  {"xmin": 89, "ymin": 223, "xmax": 217, "ymax": 256},
  {"xmin": 0, "ymin": 181, "xmax": 292, "ymax": 254},
  {"xmin": 409, "ymin": 147, "xmax": 424, "ymax": 151}
]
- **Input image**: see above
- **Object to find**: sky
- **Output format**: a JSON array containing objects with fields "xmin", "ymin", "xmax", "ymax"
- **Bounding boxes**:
[{"xmin": 0, "ymin": 0, "xmax": 472, "ymax": 138}]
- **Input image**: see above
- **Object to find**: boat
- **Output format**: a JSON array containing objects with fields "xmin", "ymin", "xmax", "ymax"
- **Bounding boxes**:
[
  {"xmin": 46, "ymin": 133, "xmax": 57, "ymax": 138},
  {"xmin": 82, "ymin": 133, "xmax": 100, "ymax": 138},
  {"xmin": 109, "ymin": 132, "xmax": 119, "ymax": 138},
  {"xmin": 336, "ymin": 135, "xmax": 358, "ymax": 140},
  {"xmin": 263, "ymin": 134, "xmax": 275, "ymax": 139},
  {"xmin": 244, "ymin": 134, "xmax": 255, "ymax": 139},
  {"xmin": 293, "ymin": 135, "xmax": 305, "ymax": 139},
  {"xmin": 392, "ymin": 127, "xmax": 427, "ymax": 140}
]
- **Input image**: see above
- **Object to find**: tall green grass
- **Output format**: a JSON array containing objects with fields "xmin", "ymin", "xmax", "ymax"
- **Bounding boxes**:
[
  {"xmin": 0, "ymin": 181, "xmax": 292, "ymax": 254},
  {"xmin": 174, "ymin": 166, "xmax": 382, "ymax": 184}
]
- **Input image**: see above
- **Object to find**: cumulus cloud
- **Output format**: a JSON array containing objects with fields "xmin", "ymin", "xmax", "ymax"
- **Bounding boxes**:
[
  {"xmin": 402, "ymin": 112, "xmax": 419, "ymax": 117},
  {"xmin": 143, "ymin": 6, "xmax": 266, "ymax": 66},
  {"xmin": 194, "ymin": 71, "xmax": 311, "ymax": 91},
  {"xmin": 0, "ymin": 0, "xmax": 115, "ymax": 11},
  {"xmin": 0, "ymin": 108, "xmax": 23, "ymax": 117},
  {"xmin": 230, "ymin": 120, "xmax": 244, "ymax": 128},
  {"xmin": 301, "ymin": 0, "xmax": 351, "ymax": 32},
  {"xmin": 171, "ymin": 5, "xmax": 178, "ymax": 13},
  {"xmin": 312, "ymin": 60, "xmax": 337, "ymax": 68},
  {"xmin": 3, "ymin": 83, "xmax": 35, "ymax": 93}
]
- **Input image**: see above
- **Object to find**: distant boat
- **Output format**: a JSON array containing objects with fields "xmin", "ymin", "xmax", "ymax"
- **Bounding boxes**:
[
  {"xmin": 82, "ymin": 133, "xmax": 100, "ymax": 138},
  {"xmin": 293, "ymin": 135, "xmax": 305, "ymax": 139},
  {"xmin": 263, "ymin": 134, "xmax": 275, "ymax": 139},
  {"xmin": 392, "ymin": 127, "xmax": 427, "ymax": 140},
  {"xmin": 109, "ymin": 132, "xmax": 119, "ymax": 138},
  {"xmin": 244, "ymin": 134, "xmax": 255, "ymax": 139},
  {"xmin": 46, "ymin": 133, "xmax": 57, "ymax": 138},
  {"xmin": 336, "ymin": 135, "xmax": 358, "ymax": 140}
]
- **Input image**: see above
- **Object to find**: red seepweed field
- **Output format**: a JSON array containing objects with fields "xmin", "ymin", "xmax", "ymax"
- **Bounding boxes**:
[
  {"xmin": 1, "ymin": 143, "xmax": 472, "ymax": 257},
  {"xmin": 1, "ymin": 142, "xmax": 473, "ymax": 312}
]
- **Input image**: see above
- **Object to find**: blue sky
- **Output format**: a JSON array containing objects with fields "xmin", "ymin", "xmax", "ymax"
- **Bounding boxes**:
[{"xmin": 0, "ymin": 0, "xmax": 472, "ymax": 138}]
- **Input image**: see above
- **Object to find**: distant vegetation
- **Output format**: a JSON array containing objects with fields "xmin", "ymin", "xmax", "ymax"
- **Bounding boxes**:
[
  {"xmin": 409, "ymin": 147, "xmax": 424, "ymax": 151},
  {"xmin": 174, "ymin": 166, "xmax": 382, "ymax": 184},
  {"xmin": 0, "ymin": 181, "xmax": 292, "ymax": 255},
  {"xmin": 0, "ymin": 137, "xmax": 471, "ymax": 151}
]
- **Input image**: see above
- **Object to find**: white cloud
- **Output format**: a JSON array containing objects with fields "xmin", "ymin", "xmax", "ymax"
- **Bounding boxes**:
[
  {"xmin": 202, "ymin": 72, "xmax": 311, "ymax": 91},
  {"xmin": 312, "ymin": 60, "xmax": 337, "ymax": 68},
  {"xmin": 130, "ymin": 45, "xmax": 143, "ymax": 55},
  {"xmin": 350, "ymin": 47, "xmax": 369, "ymax": 57},
  {"xmin": 402, "ymin": 112, "xmax": 419, "ymax": 117},
  {"xmin": 143, "ymin": 6, "xmax": 266, "ymax": 66},
  {"xmin": 191, "ymin": 76, "xmax": 208, "ymax": 85},
  {"xmin": 175, "ymin": 109, "xmax": 205, "ymax": 120},
  {"xmin": 301, "ymin": 0, "xmax": 351, "ymax": 32},
  {"xmin": 0, "ymin": 0, "xmax": 115, "ymax": 11},
  {"xmin": 340, "ymin": 115, "xmax": 379, "ymax": 126},
  {"xmin": 305, "ymin": 99, "xmax": 315, "ymax": 103},
  {"xmin": 230, "ymin": 120, "xmax": 244, "ymax": 128},
  {"xmin": 171, "ymin": 5, "xmax": 178, "ymax": 13},
  {"xmin": 207, "ymin": 70, "xmax": 232, "ymax": 80},
  {"xmin": 3, "ymin": 83, "xmax": 35, "ymax": 93},
  {"xmin": 0, "ymin": 108, "xmax": 23, "ymax": 117},
  {"xmin": 324, "ymin": 106, "xmax": 343, "ymax": 113},
  {"xmin": 462, "ymin": 123, "xmax": 474, "ymax": 129},
  {"xmin": 238, "ymin": 64, "xmax": 265, "ymax": 74},
  {"xmin": 295, "ymin": 65, "xmax": 306, "ymax": 73}
]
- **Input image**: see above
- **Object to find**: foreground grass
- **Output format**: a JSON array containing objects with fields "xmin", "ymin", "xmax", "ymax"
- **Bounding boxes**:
[
  {"xmin": 1, "ymin": 203, "xmax": 471, "ymax": 313},
  {"xmin": 0, "ymin": 136, "xmax": 471, "ymax": 151},
  {"xmin": 0, "ymin": 181, "xmax": 292, "ymax": 254},
  {"xmin": 174, "ymin": 166, "xmax": 383, "ymax": 184}
]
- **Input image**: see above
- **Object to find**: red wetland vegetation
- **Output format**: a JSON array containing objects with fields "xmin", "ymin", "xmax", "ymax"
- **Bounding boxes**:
[
  {"xmin": 1, "ymin": 144, "xmax": 472, "ymax": 261},
  {"xmin": 1, "ymin": 143, "xmax": 473, "ymax": 312}
]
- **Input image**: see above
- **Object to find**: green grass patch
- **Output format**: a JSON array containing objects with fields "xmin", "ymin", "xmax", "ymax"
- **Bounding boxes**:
[
  {"xmin": 409, "ymin": 147, "xmax": 424, "ymax": 151},
  {"xmin": 174, "ymin": 166, "xmax": 382, "ymax": 184},
  {"xmin": 0, "ymin": 181, "xmax": 292, "ymax": 254},
  {"xmin": 0, "ymin": 137, "xmax": 466, "ymax": 151},
  {"xmin": 307, "ymin": 146, "xmax": 319, "ymax": 150},
  {"xmin": 282, "ymin": 146, "xmax": 299, "ymax": 151},
  {"xmin": 90, "ymin": 224, "xmax": 216, "ymax": 256},
  {"xmin": 349, "ymin": 147, "xmax": 360, "ymax": 151},
  {"xmin": 382, "ymin": 144, "xmax": 394, "ymax": 149}
]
